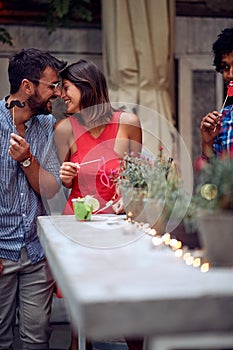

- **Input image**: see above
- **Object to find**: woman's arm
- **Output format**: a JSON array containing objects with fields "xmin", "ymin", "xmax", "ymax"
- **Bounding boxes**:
[
  {"xmin": 115, "ymin": 112, "xmax": 142, "ymax": 156},
  {"xmin": 54, "ymin": 118, "xmax": 80, "ymax": 188},
  {"xmin": 54, "ymin": 118, "xmax": 73, "ymax": 163}
]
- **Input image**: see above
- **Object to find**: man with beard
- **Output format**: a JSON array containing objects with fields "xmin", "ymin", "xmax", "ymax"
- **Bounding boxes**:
[{"xmin": 0, "ymin": 48, "xmax": 67, "ymax": 350}]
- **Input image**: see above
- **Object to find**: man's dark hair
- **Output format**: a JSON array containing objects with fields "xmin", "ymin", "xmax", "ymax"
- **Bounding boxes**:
[
  {"xmin": 8, "ymin": 48, "xmax": 67, "ymax": 94},
  {"xmin": 213, "ymin": 27, "xmax": 233, "ymax": 73}
]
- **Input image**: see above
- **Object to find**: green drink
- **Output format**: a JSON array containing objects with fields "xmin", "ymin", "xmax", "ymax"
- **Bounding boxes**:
[{"xmin": 72, "ymin": 198, "xmax": 93, "ymax": 221}]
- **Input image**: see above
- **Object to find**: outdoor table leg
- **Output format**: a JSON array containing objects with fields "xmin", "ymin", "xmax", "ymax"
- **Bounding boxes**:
[{"xmin": 78, "ymin": 331, "xmax": 86, "ymax": 350}]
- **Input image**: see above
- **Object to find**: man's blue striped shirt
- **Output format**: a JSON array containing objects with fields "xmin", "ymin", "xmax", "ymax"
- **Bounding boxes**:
[{"xmin": 0, "ymin": 98, "xmax": 61, "ymax": 263}]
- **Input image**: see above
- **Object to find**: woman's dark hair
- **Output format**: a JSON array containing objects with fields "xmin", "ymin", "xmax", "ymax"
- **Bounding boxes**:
[
  {"xmin": 8, "ymin": 48, "xmax": 67, "ymax": 94},
  {"xmin": 213, "ymin": 27, "xmax": 233, "ymax": 73},
  {"xmin": 60, "ymin": 59, "xmax": 114, "ymax": 126}
]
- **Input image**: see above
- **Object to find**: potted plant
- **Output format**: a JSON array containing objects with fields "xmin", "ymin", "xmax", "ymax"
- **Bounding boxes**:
[
  {"xmin": 113, "ymin": 147, "xmax": 200, "ymax": 249},
  {"xmin": 144, "ymin": 152, "xmax": 198, "ymax": 242},
  {"xmin": 114, "ymin": 152, "xmax": 150, "ymax": 222},
  {"xmin": 113, "ymin": 149, "xmax": 200, "ymax": 247},
  {"xmin": 114, "ymin": 149, "xmax": 179, "ymax": 230},
  {"xmin": 142, "ymin": 148, "xmax": 174, "ymax": 234},
  {"xmin": 194, "ymin": 154, "xmax": 233, "ymax": 266}
]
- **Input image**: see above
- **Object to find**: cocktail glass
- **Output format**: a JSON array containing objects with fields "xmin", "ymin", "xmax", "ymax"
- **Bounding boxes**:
[{"xmin": 72, "ymin": 198, "xmax": 93, "ymax": 221}]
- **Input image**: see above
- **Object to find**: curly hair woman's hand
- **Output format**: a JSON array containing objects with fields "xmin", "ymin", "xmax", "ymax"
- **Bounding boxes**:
[
  {"xmin": 200, "ymin": 111, "xmax": 222, "ymax": 158},
  {"xmin": 200, "ymin": 111, "xmax": 222, "ymax": 143}
]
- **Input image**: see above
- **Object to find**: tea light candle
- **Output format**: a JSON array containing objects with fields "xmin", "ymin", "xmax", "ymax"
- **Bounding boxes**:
[
  {"xmin": 201, "ymin": 262, "xmax": 210, "ymax": 273},
  {"xmin": 123, "ymin": 217, "xmax": 136, "ymax": 234},
  {"xmin": 127, "ymin": 211, "xmax": 133, "ymax": 222},
  {"xmin": 152, "ymin": 236, "xmax": 163, "ymax": 246},
  {"xmin": 193, "ymin": 258, "xmax": 201, "ymax": 267}
]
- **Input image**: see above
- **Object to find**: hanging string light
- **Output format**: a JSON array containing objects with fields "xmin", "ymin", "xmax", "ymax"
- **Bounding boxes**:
[{"xmin": 126, "ymin": 217, "xmax": 210, "ymax": 272}]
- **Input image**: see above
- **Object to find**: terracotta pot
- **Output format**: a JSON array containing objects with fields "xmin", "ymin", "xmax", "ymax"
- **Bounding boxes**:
[{"xmin": 197, "ymin": 210, "xmax": 233, "ymax": 267}]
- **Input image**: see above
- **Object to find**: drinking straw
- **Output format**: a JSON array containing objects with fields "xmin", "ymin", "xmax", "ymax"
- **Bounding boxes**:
[{"xmin": 79, "ymin": 159, "xmax": 101, "ymax": 166}]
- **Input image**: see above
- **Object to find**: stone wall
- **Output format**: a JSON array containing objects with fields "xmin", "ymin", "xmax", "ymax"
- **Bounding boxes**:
[{"xmin": 0, "ymin": 25, "xmax": 102, "ymax": 99}]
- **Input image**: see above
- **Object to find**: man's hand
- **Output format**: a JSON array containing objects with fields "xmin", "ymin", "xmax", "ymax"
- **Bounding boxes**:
[
  {"xmin": 8, "ymin": 133, "xmax": 59, "ymax": 199},
  {"xmin": 8, "ymin": 133, "xmax": 31, "ymax": 162}
]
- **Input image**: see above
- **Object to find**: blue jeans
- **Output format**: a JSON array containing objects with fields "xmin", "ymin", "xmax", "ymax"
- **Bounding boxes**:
[{"xmin": 0, "ymin": 247, "xmax": 54, "ymax": 350}]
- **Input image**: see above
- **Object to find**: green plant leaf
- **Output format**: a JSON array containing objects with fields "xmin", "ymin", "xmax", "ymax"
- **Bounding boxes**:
[{"xmin": 0, "ymin": 28, "xmax": 13, "ymax": 46}]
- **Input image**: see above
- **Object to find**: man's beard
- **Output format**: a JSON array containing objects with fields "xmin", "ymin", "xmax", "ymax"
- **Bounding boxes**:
[{"xmin": 27, "ymin": 91, "xmax": 51, "ymax": 115}]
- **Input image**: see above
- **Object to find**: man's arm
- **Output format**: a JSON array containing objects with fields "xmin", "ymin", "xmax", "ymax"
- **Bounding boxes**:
[{"xmin": 9, "ymin": 133, "xmax": 60, "ymax": 199}]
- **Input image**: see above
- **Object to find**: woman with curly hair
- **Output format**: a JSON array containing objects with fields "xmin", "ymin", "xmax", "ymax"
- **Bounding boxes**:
[{"xmin": 200, "ymin": 27, "xmax": 233, "ymax": 160}]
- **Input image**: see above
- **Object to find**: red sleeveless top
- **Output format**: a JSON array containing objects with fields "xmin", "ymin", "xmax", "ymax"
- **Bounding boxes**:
[{"xmin": 63, "ymin": 111, "xmax": 122, "ymax": 214}]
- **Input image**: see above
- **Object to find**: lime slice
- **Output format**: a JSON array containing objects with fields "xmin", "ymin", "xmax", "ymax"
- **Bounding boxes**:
[{"xmin": 84, "ymin": 195, "xmax": 100, "ymax": 212}]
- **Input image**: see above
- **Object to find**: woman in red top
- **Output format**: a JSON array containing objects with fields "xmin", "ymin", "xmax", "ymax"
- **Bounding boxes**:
[
  {"xmin": 54, "ymin": 59, "xmax": 142, "ymax": 350},
  {"xmin": 55, "ymin": 59, "xmax": 142, "ymax": 215}
]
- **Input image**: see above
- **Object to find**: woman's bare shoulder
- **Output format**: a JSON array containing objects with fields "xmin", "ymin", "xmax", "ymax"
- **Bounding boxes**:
[
  {"xmin": 119, "ymin": 111, "xmax": 141, "ymax": 127},
  {"xmin": 54, "ymin": 117, "xmax": 73, "ymax": 135}
]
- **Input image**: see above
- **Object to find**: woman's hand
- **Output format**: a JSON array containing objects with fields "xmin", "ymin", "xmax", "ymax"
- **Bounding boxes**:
[
  {"xmin": 200, "ymin": 111, "xmax": 222, "ymax": 157},
  {"xmin": 200, "ymin": 111, "xmax": 222, "ymax": 144},
  {"xmin": 59, "ymin": 162, "xmax": 80, "ymax": 188},
  {"xmin": 112, "ymin": 197, "xmax": 125, "ymax": 214}
]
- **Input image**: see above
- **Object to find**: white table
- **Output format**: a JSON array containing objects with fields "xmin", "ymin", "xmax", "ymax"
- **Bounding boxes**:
[{"xmin": 37, "ymin": 215, "xmax": 233, "ymax": 349}]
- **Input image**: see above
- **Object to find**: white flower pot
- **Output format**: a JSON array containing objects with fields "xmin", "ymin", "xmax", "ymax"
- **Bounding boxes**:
[
  {"xmin": 197, "ymin": 210, "xmax": 233, "ymax": 267},
  {"xmin": 143, "ymin": 199, "xmax": 167, "ymax": 235},
  {"xmin": 121, "ymin": 187, "xmax": 147, "ymax": 222}
]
